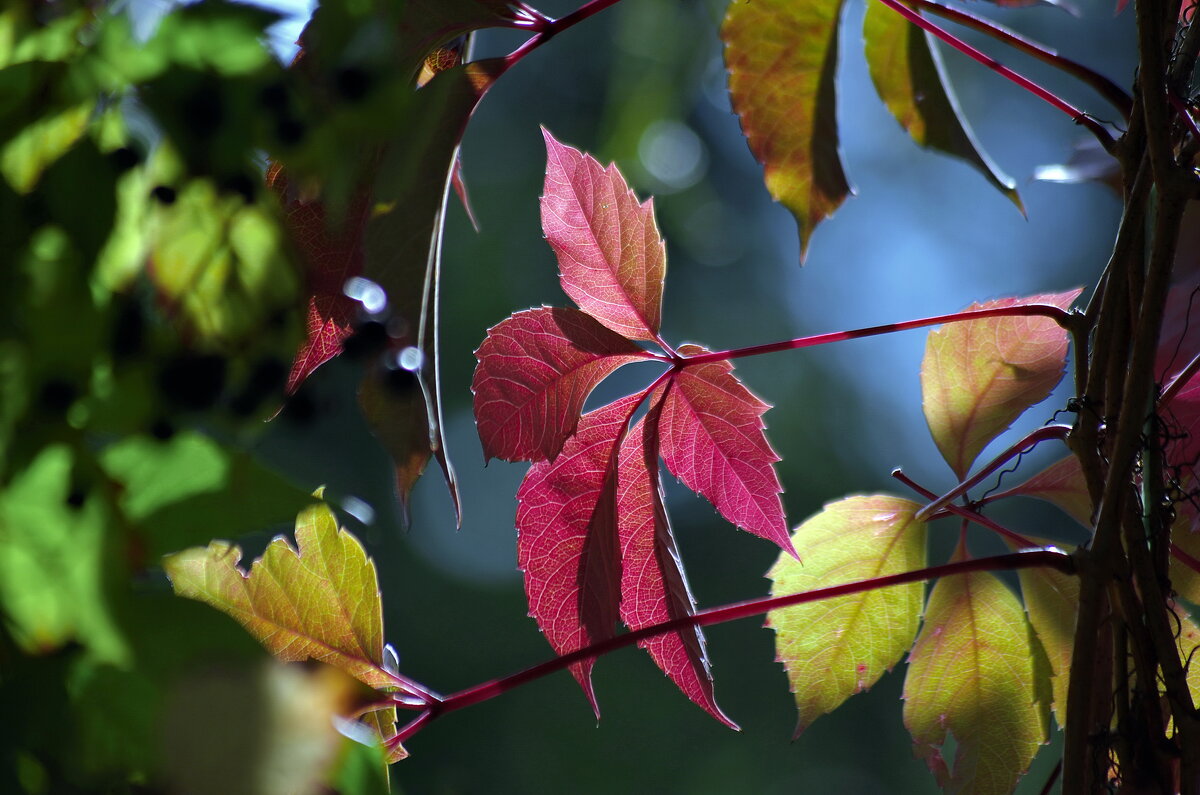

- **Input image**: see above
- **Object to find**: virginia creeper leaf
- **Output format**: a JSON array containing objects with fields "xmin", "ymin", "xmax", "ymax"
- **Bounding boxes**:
[
  {"xmin": 723, "ymin": 0, "xmax": 851, "ymax": 260},
  {"xmin": 862, "ymin": 4, "xmax": 1021, "ymax": 210},
  {"xmin": 1017, "ymin": 554, "xmax": 1079, "ymax": 728},
  {"xmin": 163, "ymin": 499, "xmax": 407, "ymax": 756},
  {"xmin": 515, "ymin": 393, "xmax": 644, "ymax": 715},
  {"xmin": 1158, "ymin": 283, "xmax": 1200, "ymax": 471},
  {"xmin": 1168, "ymin": 516, "xmax": 1200, "ymax": 605},
  {"xmin": 541, "ymin": 128, "xmax": 666, "ymax": 341},
  {"xmin": 617, "ymin": 393, "xmax": 735, "ymax": 728},
  {"xmin": 903, "ymin": 556, "xmax": 1045, "ymax": 794},
  {"xmin": 920, "ymin": 290, "xmax": 1080, "ymax": 478},
  {"xmin": 472, "ymin": 306, "xmax": 649, "ymax": 462},
  {"xmin": 266, "ymin": 164, "xmax": 365, "ymax": 394},
  {"xmin": 768, "ymin": 496, "xmax": 926, "ymax": 735},
  {"xmin": 659, "ymin": 344, "xmax": 793, "ymax": 555},
  {"xmin": 1001, "ymin": 453, "xmax": 1093, "ymax": 529}
]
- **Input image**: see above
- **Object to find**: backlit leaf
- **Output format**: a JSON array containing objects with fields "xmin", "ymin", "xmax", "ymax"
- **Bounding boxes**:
[
  {"xmin": 659, "ymin": 344, "xmax": 793, "ymax": 554},
  {"xmin": 266, "ymin": 164, "xmax": 365, "ymax": 394},
  {"xmin": 723, "ymin": 0, "xmax": 851, "ymax": 259},
  {"xmin": 163, "ymin": 500, "xmax": 404, "ymax": 699},
  {"xmin": 515, "ymin": 393, "xmax": 644, "ymax": 715},
  {"xmin": 472, "ymin": 307, "xmax": 650, "ymax": 462},
  {"xmin": 541, "ymin": 128, "xmax": 666, "ymax": 341},
  {"xmin": 1018, "ymin": 559, "xmax": 1079, "ymax": 728},
  {"xmin": 920, "ymin": 290, "xmax": 1080, "ymax": 478},
  {"xmin": 617, "ymin": 395, "xmax": 735, "ymax": 728},
  {"xmin": 1001, "ymin": 454, "xmax": 1092, "ymax": 528},
  {"xmin": 768, "ymin": 496, "xmax": 926, "ymax": 734},
  {"xmin": 862, "ymin": 4, "xmax": 1021, "ymax": 209},
  {"xmin": 904, "ymin": 558, "xmax": 1045, "ymax": 794}
]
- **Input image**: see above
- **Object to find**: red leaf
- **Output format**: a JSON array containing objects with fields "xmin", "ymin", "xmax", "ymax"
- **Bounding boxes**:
[
  {"xmin": 515, "ymin": 393, "xmax": 644, "ymax": 715},
  {"xmin": 472, "ymin": 307, "xmax": 650, "ymax": 462},
  {"xmin": 1158, "ymin": 284, "xmax": 1200, "ymax": 470},
  {"xmin": 659, "ymin": 345, "xmax": 794, "ymax": 556},
  {"xmin": 266, "ymin": 166, "xmax": 366, "ymax": 393},
  {"xmin": 541, "ymin": 129, "xmax": 667, "ymax": 342},
  {"xmin": 617, "ymin": 394, "xmax": 737, "ymax": 728}
]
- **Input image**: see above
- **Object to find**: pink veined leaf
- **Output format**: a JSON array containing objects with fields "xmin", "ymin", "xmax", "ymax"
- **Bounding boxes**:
[
  {"xmin": 617, "ymin": 390, "xmax": 737, "ymax": 729},
  {"xmin": 266, "ymin": 165, "xmax": 367, "ymax": 393},
  {"xmin": 472, "ymin": 306, "xmax": 651, "ymax": 462},
  {"xmin": 541, "ymin": 128, "xmax": 667, "ymax": 342},
  {"xmin": 920, "ymin": 289, "xmax": 1081, "ymax": 479},
  {"xmin": 659, "ymin": 344, "xmax": 794, "ymax": 556},
  {"xmin": 515, "ymin": 393, "xmax": 645, "ymax": 717}
]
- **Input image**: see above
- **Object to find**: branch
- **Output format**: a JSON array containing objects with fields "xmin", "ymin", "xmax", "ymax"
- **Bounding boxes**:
[
  {"xmin": 912, "ymin": 0, "xmax": 1133, "ymax": 119},
  {"xmin": 502, "ymin": 0, "xmax": 626, "ymax": 71},
  {"xmin": 914, "ymin": 424, "xmax": 1071, "ymax": 521},
  {"xmin": 870, "ymin": 0, "xmax": 1116, "ymax": 151},
  {"xmin": 395, "ymin": 548, "xmax": 1075, "ymax": 741},
  {"xmin": 891, "ymin": 468, "xmax": 1039, "ymax": 548},
  {"xmin": 1161, "ymin": 350, "xmax": 1200, "ymax": 408},
  {"xmin": 679, "ymin": 304, "xmax": 1073, "ymax": 366}
]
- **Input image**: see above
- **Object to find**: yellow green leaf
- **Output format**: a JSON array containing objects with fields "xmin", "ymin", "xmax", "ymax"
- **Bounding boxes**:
[
  {"xmin": 1019, "ymin": 562, "xmax": 1078, "ymax": 729},
  {"xmin": 768, "ymin": 496, "xmax": 926, "ymax": 734},
  {"xmin": 920, "ymin": 290, "xmax": 1080, "ymax": 478},
  {"xmin": 722, "ymin": 0, "xmax": 851, "ymax": 259},
  {"xmin": 863, "ymin": 3, "xmax": 1020, "ymax": 210},
  {"xmin": 163, "ymin": 500, "xmax": 403, "ymax": 754},
  {"xmin": 904, "ymin": 561, "xmax": 1046, "ymax": 794},
  {"xmin": 1, "ymin": 101, "xmax": 91, "ymax": 194}
]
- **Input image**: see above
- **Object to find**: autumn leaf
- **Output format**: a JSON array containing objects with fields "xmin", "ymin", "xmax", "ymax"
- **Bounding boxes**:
[
  {"xmin": 903, "ymin": 553, "xmax": 1045, "ymax": 794},
  {"xmin": 999, "ymin": 453, "xmax": 1093, "ymax": 528},
  {"xmin": 1018, "ymin": 558, "xmax": 1079, "ymax": 728},
  {"xmin": 163, "ymin": 499, "xmax": 407, "ymax": 758},
  {"xmin": 862, "ymin": 3, "xmax": 1021, "ymax": 210},
  {"xmin": 722, "ymin": 0, "xmax": 851, "ymax": 260},
  {"xmin": 920, "ymin": 289, "xmax": 1080, "ymax": 478},
  {"xmin": 515, "ymin": 393, "xmax": 644, "ymax": 715},
  {"xmin": 472, "ymin": 307, "xmax": 650, "ymax": 462},
  {"xmin": 769, "ymin": 496, "xmax": 926, "ymax": 735},
  {"xmin": 659, "ymin": 344, "xmax": 793, "ymax": 555},
  {"xmin": 541, "ymin": 129, "xmax": 666, "ymax": 342},
  {"xmin": 617, "ymin": 393, "xmax": 734, "ymax": 728},
  {"xmin": 266, "ymin": 164, "xmax": 365, "ymax": 394}
]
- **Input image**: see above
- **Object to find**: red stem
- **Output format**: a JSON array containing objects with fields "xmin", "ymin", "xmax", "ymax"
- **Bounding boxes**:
[
  {"xmin": 1161, "ymin": 351, "xmax": 1200, "ymax": 408},
  {"xmin": 503, "ymin": 0, "xmax": 627, "ymax": 70},
  {"xmin": 870, "ymin": 0, "xmax": 1116, "ymax": 151},
  {"xmin": 679, "ymin": 304, "xmax": 1073, "ymax": 366},
  {"xmin": 912, "ymin": 0, "xmax": 1133, "ymax": 118},
  {"xmin": 914, "ymin": 424, "xmax": 1071, "ymax": 521},
  {"xmin": 1172, "ymin": 542, "xmax": 1200, "ymax": 576},
  {"xmin": 891, "ymin": 468, "xmax": 1038, "ymax": 548},
  {"xmin": 395, "ymin": 548, "xmax": 1073, "ymax": 741}
]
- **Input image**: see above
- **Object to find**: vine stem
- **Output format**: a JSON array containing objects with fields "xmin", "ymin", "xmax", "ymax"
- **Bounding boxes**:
[
  {"xmin": 891, "ymin": 468, "xmax": 1038, "ymax": 548},
  {"xmin": 870, "ymin": 0, "xmax": 1116, "ymax": 151},
  {"xmin": 679, "ymin": 304, "xmax": 1072, "ymax": 366},
  {"xmin": 1161, "ymin": 350, "xmax": 1200, "ymax": 407},
  {"xmin": 911, "ymin": 0, "xmax": 1133, "ymax": 118},
  {"xmin": 914, "ymin": 424, "xmax": 1071, "ymax": 521},
  {"xmin": 502, "ymin": 0, "xmax": 627, "ymax": 71},
  {"xmin": 392, "ymin": 548, "xmax": 1074, "ymax": 743}
]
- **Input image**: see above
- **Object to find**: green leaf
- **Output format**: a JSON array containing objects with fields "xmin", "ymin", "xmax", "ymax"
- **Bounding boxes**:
[
  {"xmin": 920, "ymin": 290, "xmax": 1080, "ymax": 478},
  {"xmin": 101, "ymin": 432, "xmax": 311, "ymax": 556},
  {"xmin": 722, "ymin": 0, "xmax": 851, "ymax": 260},
  {"xmin": 862, "ymin": 4, "xmax": 1021, "ymax": 210},
  {"xmin": 0, "ymin": 101, "xmax": 91, "ymax": 193},
  {"xmin": 903, "ymin": 559, "xmax": 1045, "ymax": 794},
  {"xmin": 0, "ymin": 445, "xmax": 128, "ymax": 663},
  {"xmin": 163, "ymin": 500, "xmax": 398, "ymax": 693},
  {"xmin": 148, "ymin": 176, "xmax": 303, "ymax": 352},
  {"xmin": 768, "ymin": 496, "xmax": 926, "ymax": 734},
  {"xmin": 1018, "ymin": 562, "xmax": 1078, "ymax": 729}
]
